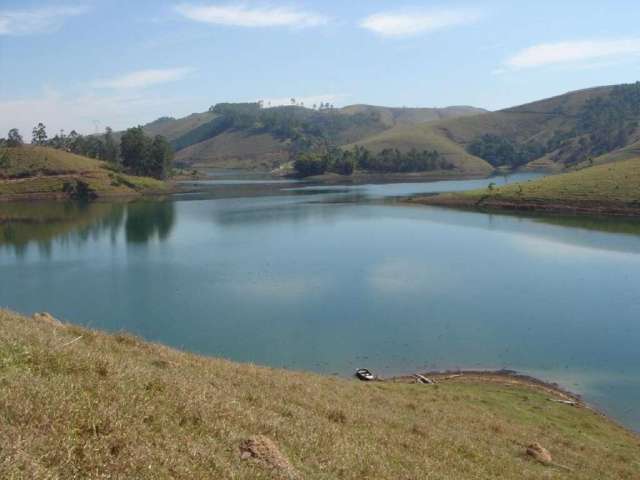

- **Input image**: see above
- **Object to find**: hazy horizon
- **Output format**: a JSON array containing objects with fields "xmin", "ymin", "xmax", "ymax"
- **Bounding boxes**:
[{"xmin": 2, "ymin": 0, "xmax": 640, "ymax": 136}]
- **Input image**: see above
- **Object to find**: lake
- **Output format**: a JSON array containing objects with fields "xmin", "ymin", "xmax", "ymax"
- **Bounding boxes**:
[{"xmin": 1, "ymin": 172, "xmax": 639, "ymax": 431}]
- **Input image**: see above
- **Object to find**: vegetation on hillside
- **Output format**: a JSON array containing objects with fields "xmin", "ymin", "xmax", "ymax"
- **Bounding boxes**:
[
  {"xmin": 1, "ymin": 309, "xmax": 639, "ymax": 479},
  {"xmin": 139, "ymin": 102, "xmax": 486, "ymax": 172},
  {"xmin": 354, "ymin": 83, "xmax": 640, "ymax": 174},
  {"xmin": 412, "ymin": 156, "xmax": 640, "ymax": 215},
  {"xmin": 293, "ymin": 145, "xmax": 453, "ymax": 177},
  {"xmin": 465, "ymin": 82, "xmax": 640, "ymax": 169},
  {"xmin": 0, "ymin": 146, "xmax": 169, "ymax": 200},
  {"xmin": 2, "ymin": 122, "xmax": 174, "ymax": 180}
]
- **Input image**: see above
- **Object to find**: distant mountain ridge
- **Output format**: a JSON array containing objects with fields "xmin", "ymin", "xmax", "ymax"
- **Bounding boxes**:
[
  {"xmin": 136, "ymin": 104, "xmax": 487, "ymax": 170},
  {"xmin": 352, "ymin": 83, "xmax": 640, "ymax": 173},
  {"xmin": 130, "ymin": 82, "xmax": 640, "ymax": 175}
]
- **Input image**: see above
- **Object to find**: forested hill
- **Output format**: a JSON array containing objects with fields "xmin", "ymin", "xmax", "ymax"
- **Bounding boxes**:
[
  {"xmin": 136, "ymin": 103, "xmax": 487, "ymax": 170},
  {"xmin": 352, "ymin": 82, "xmax": 640, "ymax": 173}
]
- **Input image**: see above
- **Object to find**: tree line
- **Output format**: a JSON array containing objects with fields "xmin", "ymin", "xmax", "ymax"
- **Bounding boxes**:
[
  {"xmin": 467, "ymin": 81, "xmax": 640, "ymax": 168},
  {"xmin": 1, "ymin": 124, "xmax": 173, "ymax": 179},
  {"xmin": 294, "ymin": 145, "xmax": 453, "ymax": 177}
]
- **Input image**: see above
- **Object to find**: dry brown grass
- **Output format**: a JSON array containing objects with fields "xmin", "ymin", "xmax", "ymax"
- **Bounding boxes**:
[
  {"xmin": 0, "ymin": 146, "xmax": 169, "ymax": 200},
  {"xmin": 1, "ymin": 309, "xmax": 639, "ymax": 479},
  {"xmin": 413, "ymin": 156, "xmax": 640, "ymax": 216}
]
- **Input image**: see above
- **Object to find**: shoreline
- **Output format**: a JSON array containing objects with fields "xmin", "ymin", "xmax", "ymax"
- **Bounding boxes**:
[
  {"xmin": 12, "ymin": 309, "xmax": 640, "ymax": 437},
  {"xmin": 385, "ymin": 369, "xmax": 640, "ymax": 438},
  {"xmin": 407, "ymin": 194, "xmax": 640, "ymax": 218}
]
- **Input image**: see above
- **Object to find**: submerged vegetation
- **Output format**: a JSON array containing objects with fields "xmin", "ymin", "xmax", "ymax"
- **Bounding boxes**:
[{"xmin": 1, "ymin": 309, "xmax": 639, "ymax": 479}]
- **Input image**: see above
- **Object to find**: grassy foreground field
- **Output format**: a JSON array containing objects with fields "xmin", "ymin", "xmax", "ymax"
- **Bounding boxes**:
[
  {"xmin": 0, "ymin": 146, "xmax": 170, "ymax": 201},
  {"xmin": 1, "ymin": 310, "xmax": 639, "ymax": 479},
  {"xmin": 411, "ymin": 157, "xmax": 640, "ymax": 216}
]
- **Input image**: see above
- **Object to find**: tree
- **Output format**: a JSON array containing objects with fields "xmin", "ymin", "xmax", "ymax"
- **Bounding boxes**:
[
  {"xmin": 148, "ymin": 135, "xmax": 173, "ymax": 179},
  {"xmin": 7, "ymin": 128, "xmax": 23, "ymax": 147},
  {"xmin": 31, "ymin": 123, "xmax": 47, "ymax": 145},
  {"xmin": 120, "ymin": 126, "xmax": 172, "ymax": 179},
  {"xmin": 120, "ymin": 126, "xmax": 151, "ymax": 175},
  {"xmin": 103, "ymin": 127, "xmax": 118, "ymax": 163}
]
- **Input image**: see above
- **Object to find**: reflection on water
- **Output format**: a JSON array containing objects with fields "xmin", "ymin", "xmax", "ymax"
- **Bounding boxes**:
[
  {"xmin": 125, "ymin": 202, "xmax": 175, "ymax": 244},
  {"xmin": 0, "ymin": 201, "xmax": 175, "ymax": 254},
  {"xmin": 1, "ymin": 177, "xmax": 640, "ymax": 431}
]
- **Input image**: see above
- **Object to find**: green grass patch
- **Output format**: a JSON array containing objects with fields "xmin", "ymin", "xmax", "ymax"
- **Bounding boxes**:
[{"xmin": 1, "ymin": 309, "xmax": 638, "ymax": 479}]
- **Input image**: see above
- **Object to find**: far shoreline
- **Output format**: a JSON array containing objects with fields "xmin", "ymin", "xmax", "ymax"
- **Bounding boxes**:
[{"xmin": 405, "ymin": 194, "xmax": 640, "ymax": 218}]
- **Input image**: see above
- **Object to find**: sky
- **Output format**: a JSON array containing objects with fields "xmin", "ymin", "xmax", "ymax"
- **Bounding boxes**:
[{"xmin": 1, "ymin": 0, "xmax": 640, "ymax": 136}]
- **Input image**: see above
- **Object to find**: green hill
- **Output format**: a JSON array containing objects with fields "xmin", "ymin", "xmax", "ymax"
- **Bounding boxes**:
[
  {"xmin": 338, "ymin": 104, "xmax": 486, "ymax": 127},
  {"xmin": 143, "ymin": 112, "xmax": 219, "ymax": 142},
  {"xmin": 353, "ymin": 83, "xmax": 640, "ymax": 174},
  {"xmin": 2, "ymin": 309, "xmax": 639, "ymax": 479},
  {"xmin": 411, "ymin": 156, "xmax": 640, "ymax": 216},
  {"xmin": 136, "ymin": 104, "xmax": 487, "ymax": 170},
  {"xmin": 0, "ymin": 146, "xmax": 169, "ymax": 201}
]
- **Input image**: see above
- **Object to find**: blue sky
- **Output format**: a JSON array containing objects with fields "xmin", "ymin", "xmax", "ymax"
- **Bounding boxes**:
[{"xmin": 2, "ymin": 0, "xmax": 640, "ymax": 136}]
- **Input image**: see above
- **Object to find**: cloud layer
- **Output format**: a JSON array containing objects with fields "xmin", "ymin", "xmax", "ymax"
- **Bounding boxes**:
[
  {"xmin": 360, "ymin": 8, "xmax": 480, "ymax": 37},
  {"xmin": 92, "ymin": 68, "xmax": 194, "ymax": 89},
  {"xmin": 506, "ymin": 38, "xmax": 640, "ymax": 69},
  {"xmin": 0, "ymin": 5, "xmax": 88, "ymax": 35},
  {"xmin": 175, "ymin": 3, "xmax": 327, "ymax": 28}
]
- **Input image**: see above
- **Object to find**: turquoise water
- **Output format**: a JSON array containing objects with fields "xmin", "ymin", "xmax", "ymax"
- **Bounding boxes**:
[{"xmin": 1, "ymin": 173, "xmax": 639, "ymax": 430}]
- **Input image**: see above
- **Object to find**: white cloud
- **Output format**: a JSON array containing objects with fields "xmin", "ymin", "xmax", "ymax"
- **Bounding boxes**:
[
  {"xmin": 0, "ymin": 88, "xmax": 202, "ymax": 137},
  {"xmin": 175, "ymin": 3, "xmax": 327, "ymax": 28},
  {"xmin": 360, "ymin": 8, "xmax": 480, "ymax": 38},
  {"xmin": 505, "ymin": 38, "xmax": 640, "ymax": 69},
  {"xmin": 92, "ymin": 67, "xmax": 194, "ymax": 89},
  {"xmin": 0, "ymin": 5, "xmax": 88, "ymax": 35}
]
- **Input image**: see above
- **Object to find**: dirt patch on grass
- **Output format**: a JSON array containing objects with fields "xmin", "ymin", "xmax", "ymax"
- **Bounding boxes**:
[{"xmin": 240, "ymin": 435, "xmax": 300, "ymax": 479}]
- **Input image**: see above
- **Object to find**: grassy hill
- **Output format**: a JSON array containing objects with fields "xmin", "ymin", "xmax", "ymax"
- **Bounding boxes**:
[
  {"xmin": 353, "ymin": 83, "xmax": 640, "ymax": 175},
  {"xmin": 411, "ymin": 156, "xmax": 640, "ymax": 216},
  {"xmin": 0, "ymin": 146, "xmax": 169, "ymax": 201},
  {"xmin": 175, "ymin": 130, "xmax": 290, "ymax": 170},
  {"xmin": 338, "ymin": 104, "xmax": 486, "ymax": 128},
  {"xmin": 136, "ymin": 104, "xmax": 487, "ymax": 171},
  {"xmin": 351, "ymin": 86, "xmax": 619, "ymax": 171},
  {"xmin": 142, "ymin": 112, "xmax": 219, "ymax": 142},
  {"xmin": 1, "ymin": 309, "xmax": 639, "ymax": 479}
]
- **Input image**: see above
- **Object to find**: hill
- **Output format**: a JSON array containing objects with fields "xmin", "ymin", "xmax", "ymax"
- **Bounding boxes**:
[
  {"xmin": 2, "ymin": 309, "xmax": 639, "ymax": 479},
  {"xmin": 411, "ymin": 156, "xmax": 640, "ymax": 216},
  {"xmin": 353, "ymin": 83, "xmax": 640, "ymax": 173},
  {"xmin": 338, "ymin": 104, "xmax": 486, "ymax": 127},
  {"xmin": 0, "ymin": 146, "xmax": 169, "ymax": 201},
  {"xmin": 136, "ymin": 103, "xmax": 487, "ymax": 171}
]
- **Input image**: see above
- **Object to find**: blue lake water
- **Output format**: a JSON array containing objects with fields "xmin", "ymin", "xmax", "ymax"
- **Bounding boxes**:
[{"xmin": 1, "ymin": 172, "xmax": 639, "ymax": 430}]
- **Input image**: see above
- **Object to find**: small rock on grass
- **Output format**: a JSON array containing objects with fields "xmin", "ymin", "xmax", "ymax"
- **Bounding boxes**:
[
  {"xmin": 240, "ymin": 435, "xmax": 300, "ymax": 479},
  {"xmin": 527, "ymin": 442, "xmax": 553, "ymax": 464}
]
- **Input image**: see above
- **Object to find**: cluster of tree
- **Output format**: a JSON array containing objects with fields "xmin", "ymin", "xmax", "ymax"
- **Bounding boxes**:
[
  {"xmin": 198, "ymin": 102, "xmax": 380, "ymax": 147},
  {"xmin": 467, "ymin": 82, "xmax": 640, "ymax": 168},
  {"xmin": 574, "ymin": 82, "xmax": 640, "ymax": 156},
  {"xmin": 467, "ymin": 134, "xmax": 546, "ymax": 168},
  {"xmin": 293, "ymin": 148, "xmax": 355, "ymax": 177},
  {"xmin": 294, "ymin": 146, "xmax": 452, "ymax": 177},
  {"xmin": 1, "ymin": 128, "xmax": 24, "ymax": 147},
  {"xmin": 2, "ymin": 124, "xmax": 119, "ymax": 163},
  {"xmin": 352, "ymin": 146, "xmax": 451, "ymax": 173},
  {"xmin": 120, "ymin": 126, "xmax": 173, "ymax": 179},
  {"xmin": 2, "ymin": 123, "xmax": 172, "ymax": 179}
]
